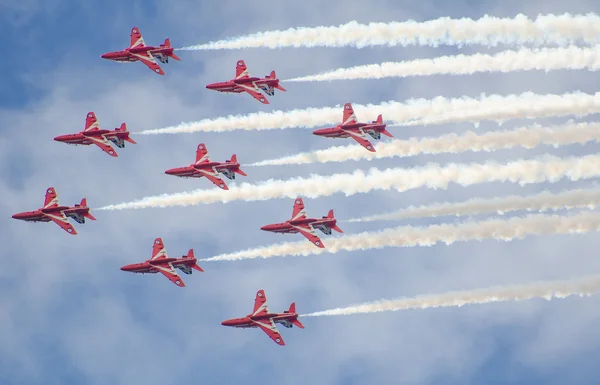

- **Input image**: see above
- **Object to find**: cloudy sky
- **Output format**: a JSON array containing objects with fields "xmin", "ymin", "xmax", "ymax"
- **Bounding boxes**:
[{"xmin": 2, "ymin": 0, "xmax": 600, "ymax": 384}]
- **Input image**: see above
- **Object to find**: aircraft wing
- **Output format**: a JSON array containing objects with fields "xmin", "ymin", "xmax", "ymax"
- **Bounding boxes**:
[
  {"xmin": 84, "ymin": 112, "xmax": 100, "ymax": 131},
  {"xmin": 88, "ymin": 135, "xmax": 118, "ymax": 157},
  {"xmin": 45, "ymin": 211, "xmax": 77, "ymax": 235},
  {"xmin": 291, "ymin": 198, "xmax": 307, "ymax": 221},
  {"xmin": 235, "ymin": 60, "xmax": 249, "ymax": 79},
  {"xmin": 151, "ymin": 237, "xmax": 168, "ymax": 260},
  {"xmin": 132, "ymin": 51, "xmax": 165, "ymax": 75},
  {"xmin": 252, "ymin": 289, "xmax": 269, "ymax": 316},
  {"xmin": 195, "ymin": 143, "xmax": 210, "ymax": 164},
  {"xmin": 196, "ymin": 169, "xmax": 228, "ymax": 190},
  {"xmin": 154, "ymin": 263, "xmax": 185, "ymax": 287},
  {"xmin": 294, "ymin": 224, "xmax": 325, "ymax": 248},
  {"xmin": 130, "ymin": 27, "xmax": 146, "ymax": 48},
  {"xmin": 252, "ymin": 318, "xmax": 285, "ymax": 346},
  {"xmin": 347, "ymin": 132, "xmax": 375, "ymax": 152},
  {"xmin": 238, "ymin": 83, "xmax": 269, "ymax": 104},
  {"xmin": 44, "ymin": 187, "xmax": 60, "ymax": 208},
  {"xmin": 342, "ymin": 103, "xmax": 357, "ymax": 125}
]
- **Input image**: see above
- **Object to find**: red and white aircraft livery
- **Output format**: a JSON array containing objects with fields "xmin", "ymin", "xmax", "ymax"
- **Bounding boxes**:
[
  {"xmin": 312, "ymin": 103, "xmax": 393, "ymax": 152},
  {"xmin": 205, "ymin": 60, "xmax": 286, "ymax": 104},
  {"xmin": 54, "ymin": 112, "xmax": 136, "ymax": 157},
  {"xmin": 12, "ymin": 187, "xmax": 96, "ymax": 235},
  {"xmin": 221, "ymin": 289, "xmax": 304, "ymax": 346},
  {"xmin": 260, "ymin": 197, "xmax": 343, "ymax": 248},
  {"xmin": 164, "ymin": 143, "xmax": 247, "ymax": 190},
  {"xmin": 120, "ymin": 238, "xmax": 203, "ymax": 287},
  {"xmin": 101, "ymin": 26, "xmax": 181, "ymax": 75}
]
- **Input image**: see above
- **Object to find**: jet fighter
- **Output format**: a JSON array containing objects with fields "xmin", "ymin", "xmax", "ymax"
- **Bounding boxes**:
[
  {"xmin": 312, "ymin": 103, "xmax": 393, "ymax": 152},
  {"xmin": 260, "ymin": 197, "xmax": 342, "ymax": 248},
  {"xmin": 101, "ymin": 26, "xmax": 181, "ymax": 75},
  {"xmin": 12, "ymin": 187, "xmax": 96, "ymax": 235},
  {"xmin": 221, "ymin": 289, "xmax": 304, "ymax": 346},
  {"xmin": 205, "ymin": 60, "xmax": 286, "ymax": 104},
  {"xmin": 120, "ymin": 237, "xmax": 203, "ymax": 287},
  {"xmin": 54, "ymin": 112, "xmax": 136, "ymax": 157},
  {"xmin": 164, "ymin": 143, "xmax": 247, "ymax": 190}
]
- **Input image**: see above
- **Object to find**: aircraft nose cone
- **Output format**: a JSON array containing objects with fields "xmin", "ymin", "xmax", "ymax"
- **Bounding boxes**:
[
  {"xmin": 260, "ymin": 224, "xmax": 276, "ymax": 231},
  {"xmin": 312, "ymin": 129, "xmax": 325, "ymax": 136},
  {"xmin": 53, "ymin": 135, "xmax": 67, "ymax": 142},
  {"xmin": 101, "ymin": 53, "xmax": 109, "ymax": 59},
  {"xmin": 164, "ymin": 168, "xmax": 177, "ymax": 175},
  {"xmin": 12, "ymin": 212, "xmax": 25, "ymax": 220}
]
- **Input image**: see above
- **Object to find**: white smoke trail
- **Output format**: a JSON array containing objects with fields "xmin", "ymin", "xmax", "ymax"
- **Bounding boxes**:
[
  {"xmin": 348, "ymin": 187, "xmax": 600, "ymax": 222},
  {"xmin": 178, "ymin": 13, "xmax": 600, "ymax": 50},
  {"xmin": 97, "ymin": 153, "xmax": 600, "ymax": 211},
  {"xmin": 302, "ymin": 274, "xmax": 600, "ymax": 317},
  {"xmin": 286, "ymin": 46, "xmax": 600, "ymax": 82},
  {"xmin": 202, "ymin": 211, "xmax": 600, "ymax": 262},
  {"xmin": 249, "ymin": 121, "xmax": 600, "ymax": 167},
  {"xmin": 137, "ymin": 91, "xmax": 600, "ymax": 135}
]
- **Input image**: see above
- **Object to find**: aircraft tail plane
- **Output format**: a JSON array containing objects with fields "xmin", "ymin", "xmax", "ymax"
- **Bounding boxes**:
[
  {"xmin": 267, "ymin": 70, "xmax": 287, "ymax": 92},
  {"xmin": 161, "ymin": 38, "xmax": 182, "ymax": 61},
  {"xmin": 373, "ymin": 115, "xmax": 393, "ymax": 137},
  {"xmin": 287, "ymin": 303, "xmax": 305, "ymax": 328},
  {"xmin": 230, "ymin": 154, "xmax": 248, "ymax": 176},
  {"xmin": 117, "ymin": 123, "xmax": 138, "ymax": 144},
  {"xmin": 186, "ymin": 249, "xmax": 204, "ymax": 272},
  {"xmin": 327, "ymin": 209, "xmax": 343, "ymax": 233},
  {"xmin": 79, "ymin": 198, "xmax": 97, "ymax": 220}
]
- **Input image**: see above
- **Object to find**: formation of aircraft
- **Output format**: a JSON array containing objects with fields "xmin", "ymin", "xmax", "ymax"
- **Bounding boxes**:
[
  {"xmin": 260, "ymin": 197, "xmax": 343, "ymax": 248},
  {"xmin": 165, "ymin": 143, "xmax": 247, "ymax": 190},
  {"xmin": 205, "ymin": 60, "xmax": 286, "ymax": 104},
  {"xmin": 121, "ymin": 238, "xmax": 203, "ymax": 287},
  {"xmin": 16, "ymin": 27, "xmax": 388, "ymax": 348},
  {"xmin": 313, "ymin": 103, "xmax": 393, "ymax": 152},
  {"xmin": 221, "ymin": 289, "xmax": 304, "ymax": 346},
  {"xmin": 12, "ymin": 187, "xmax": 95, "ymax": 235},
  {"xmin": 101, "ymin": 26, "xmax": 181, "ymax": 75},
  {"xmin": 54, "ymin": 112, "xmax": 136, "ymax": 157}
]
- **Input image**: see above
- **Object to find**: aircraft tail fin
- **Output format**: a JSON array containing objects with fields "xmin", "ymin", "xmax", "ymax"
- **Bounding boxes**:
[
  {"xmin": 162, "ymin": 38, "xmax": 171, "ymax": 47},
  {"xmin": 288, "ymin": 303, "xmax": 305, "ymax": 328},
  {"xmin": 229, "ymin": 154, "xmax": 248, "ymax": 176},
  {"xmin": 326, "ymin": 210, "xmax": 343, "ymax": 233},
  {"xmin": 117, "ymin": 123, "xmax": 137, "ymax": 144},
  {"xmin": 186, "ymin": 249, "xmax": 204, "ymax": 271},
  {"xmin": 373, "ymin": 114, "xmax": 383, "ymax": 124},
  {"xmin": 79, "ymin": 199, "xmax": 97, "ymax": 221}
]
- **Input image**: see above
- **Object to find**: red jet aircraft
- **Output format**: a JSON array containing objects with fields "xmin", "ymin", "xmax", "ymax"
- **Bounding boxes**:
[
  {"xmin": 54, "ymin": 112, "xmax": 136, "ymax": 157},
  {"xmin": 120, "ymin": 237, "xmax": 203, "ymax": 287},
  {"xmin": 12, "ymin": 187, "xmax": 95, "ymax": 235},
  {"xmin": 260, "ymin": 197, "xmax": 342, "ymax": 248},
  {"xmin": 205, "ymin": 60, "xmax": 286, "ymax": 104},
  {"xmin": 221, "ymin": 289, "xmax": 304, "ymax": 346},
  {"xmin": 101, "ymin": 26, "xmax": 181, "ymax": 75},
  {"xmin": 313, "ymin": 103, "xmax": 393, "ymax": 152},
  {"xmin": 164, "ymin": 143, "xmax": 247, "ymax": 190}
]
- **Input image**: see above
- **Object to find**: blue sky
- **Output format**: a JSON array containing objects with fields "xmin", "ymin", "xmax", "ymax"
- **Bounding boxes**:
[{"xmin": 2, "ymin": 0, "xmax": 600, "ymax": 384}]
